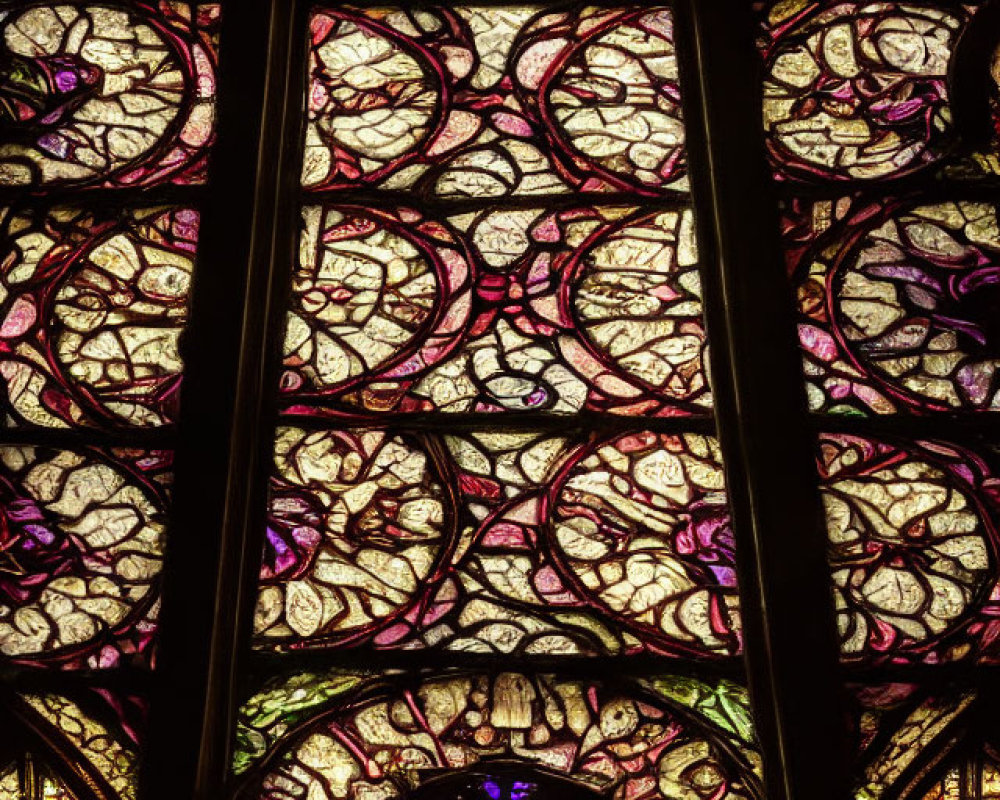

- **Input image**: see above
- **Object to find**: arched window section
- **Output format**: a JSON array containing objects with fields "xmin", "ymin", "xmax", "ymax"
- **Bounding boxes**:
[{"xmin": 0, "ymin": 3, "xmax": 998, "ymax": 800}]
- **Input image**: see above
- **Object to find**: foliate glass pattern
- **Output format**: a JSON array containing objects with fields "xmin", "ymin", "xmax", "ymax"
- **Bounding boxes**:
[
  {"xmin": 232, "ymin": 670, "xmax": 762, "ymax": 800},
  {"xmin": 239, "ymin": 5, "xmax": 761, "ymax": 800},
  {"xmin": 0, "ymin": 2, "xmax": 221, "ymax": 796},
  {"xmin": 760, "ymin": 0, "xmax": 1000, "ymax": 792},
  {"xmin": 255, "ymin": 3, "xmax": 743, "ymax": 661}
]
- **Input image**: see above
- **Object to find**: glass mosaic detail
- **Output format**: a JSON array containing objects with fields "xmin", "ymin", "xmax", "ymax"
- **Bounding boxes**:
[
  {"xmin": 847, "ymin": 683, "xmax": 976, "ymax": 800},
  {"xmin": 819, "ymin": 434, "xmax": 1000, "ymax": 664},
  {"xmin": 0, "ymin": 205, "xmax": 198, "ymax": 428},
  {"xmin": 0, "ymin": 3, "xmax": 219, "ymax": 188},
  {"xmin": 789, "ymin": 199, "xmax": 1000, "ymax": 415},
  {"xmin": 233, "ymin": 670, "xmax": 762, "ymax": 800},
  {"xmin": 761, "ymin": 2, "xmax": 968, "ymax": 181},
  {"xmin": 0, "ymin": 445, "xmax": 171, "ymax": 669},
  {"xmin": 1, "ymin": 690, "xmax": 144, "ymax": 800},
  {"xmin": 255, "ymin": 427, "xmax": 740, "ymax": 658},
  {"xmin": 282, "ymin": 204, "xmax": 710, "ymax": 418},
  {"xmin": 302, "ymin": 5, "xmax": 688, "ymax": 197},
  {"xmin": 921, "ymin": 746, "xmax": 1000, "ymax": 800}
]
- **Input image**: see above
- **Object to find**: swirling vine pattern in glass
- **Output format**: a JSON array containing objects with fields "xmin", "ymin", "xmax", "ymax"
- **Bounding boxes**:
[
  {"xmin": 254, "ymin": 427, "xmax": 740, "ymax": 658},
  {"xmin": 233, "ymin": 671, "xmax": 762, "ymax": 800},
  {"xmin": 301, "ymin": 6, "xmax": 687, "ymax": 197},
  {"xmin": 282, "ymin": 204, "xmax": 709, "ymax": 419},
  {"xmin": 0, "ymin": 206, "xmax": 198, "ymax": 429},
  {"xmin": 0, "ymin": 4, "xmax": 218, "ymax": 188}
]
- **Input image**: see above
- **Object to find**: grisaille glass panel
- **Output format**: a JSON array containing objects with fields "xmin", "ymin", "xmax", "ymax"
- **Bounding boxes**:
[
  {"xmin": 760, "ymin": 1, "xmax": 994, "ymax": 181},
  {"xmin": 788, "ymin": 199, "xmax": 1000, "ymax": 415}
]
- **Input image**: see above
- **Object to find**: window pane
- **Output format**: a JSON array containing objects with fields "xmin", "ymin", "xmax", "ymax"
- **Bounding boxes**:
[
  {"xmin": 819, "ymin": 433, "xmax": 1000, "ymax": 664},
  {"xmin": 847, "ymin": 683, "xmax": 975, "ymax": 800},
  {"xmin": 789, "ymin": 199, "xmax": 1000, "ymax": 416},
  {"xmin": 0, "ymin": 205, "xmax": 199, "ymax": 429},
  {"xmin": 0, "ymin": 444, "xmax": 171, "ymax": 669},
  {"xmin": 921, "ymin": 747, "xmax": 1000, "ymax": 800},
  {"xmin": 0, "ymin": 4, "xmax": 219, "ymax": 188},
  {"xmin": 760, "ymin": 2, "xmax": 995, "ymax": 181},
  {"xmin": 281, "ymin": 203, "xmax": 710, "ymax": 418},
  {"xmin": 302, "ymin": 6, "xmax": 688, "ymax": 196},
  {"xmin": 254, "ymin": 426, "xmax": 740, "ymax": 657}
]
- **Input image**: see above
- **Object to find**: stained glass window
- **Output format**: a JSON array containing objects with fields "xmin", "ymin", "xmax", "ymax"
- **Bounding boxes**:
[
  {"xmin": 0, "ymin": 2, "xmax": 221, "ymax": 798},
  {"xmin": 3, "ymin": 1, "xmax": 996, "ymax": 798},
  {"xmin": 758, "ymin": 0, "xmax": 1000, "ymax": 795},
  {"xmin": 230, "ymin": 4, "xmax": 767, "ymax": 800}
]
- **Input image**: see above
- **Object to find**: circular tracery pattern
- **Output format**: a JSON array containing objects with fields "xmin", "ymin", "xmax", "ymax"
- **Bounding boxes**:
[
  {"xmin": 302, "ymin": 5, "xmax": 688, "ymax": 196},
  {"xmin": 301, "ymin": 10, "xmax": 444, "ymax": 188},
  {"xmin": 249, "ymin": 673, "xmax": 757, "ymax": 800},
  {"xmin": 0, "ymin": 3, "xmax": 216, "ymax": 187},
  {"xmin": 282, "ymin": 204, "xmax": 711, "ymax": 418},
  {"xmin": 0, "ymin": 446, "xmax": 167, "ymax": 665},
  {"xmin": 541, "ymin": 9, "xmax": 685, "ymax": 190},
  {"xmin": 549, "ymin": 432, "xmax": 739, "ymax": 655},
  {"xmin": 51, "ymin": 220, "xmax": 193, "ymax": 426},
  {"xmin": 831, "ymin": 201, "xmax": 1000, "ymax": 412},
  {"xmin": 819, "ymin": 434, "xmax": 996, "ymax": 659},
  {"xmin": 281, "ymin": 206, "xmax": 465, "ymax": 399},
  {"xmin": 0, "ymin": 206, "xmax": 197, "ymax": 428},
  {"xmin": 762, "ymin": 2, "xmax": 964, "ymax": 180},
  {"xmin": 572, "ymin": 209, "xmax": 707, "ymax": 403},
  {"xmin": 254, "ymin": 426, "xmax": 454, "ymax": 646}
]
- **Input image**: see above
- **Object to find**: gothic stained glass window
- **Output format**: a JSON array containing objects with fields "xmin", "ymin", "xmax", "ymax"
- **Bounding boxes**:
[
  {"xmin": 232, "ymin": 4, "xmax": 765, "ymax": 800},
  {"xmin": 2, "ymin": 0, "xmax": 995, "ymax": 797},
  {"xmin": 758, "ymin": 0, "xmax": 1000, "ymax": 795},
  {"xmin": 0, "ymin": 2, "xmax": 221, "ymax": 798},
  {"xmin": 252, "ymin": 2, "xmax": 742, "ymax": 667}
]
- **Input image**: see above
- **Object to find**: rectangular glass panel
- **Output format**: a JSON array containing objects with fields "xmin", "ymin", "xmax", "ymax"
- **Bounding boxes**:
[
  {"xmin": 0, "ymin": 445, "xmax": 172, "ymax": 670},
  {"xmin": 302, "ymin": 5, "xmax": 689, "ymax": 197},
  {"xmin": 818, "ymin": 432, "xmax": 1000, "ymax": 665},
  {"xmin": 254, "ymin": 425, "xmax": 740, "ymax": 658},
  {"xmin": 0, "ymin": 205, "xmax": 198, "ymax": 429},
  {"xmin": 0, "ymin": 4, "xmax": 219, "ymax": 188},
  {"xmin": 759, "ymin": 1, "xmax": 999, "ymax": 183},
  {"xmin": 788, "ymin": 198, "xmax": 1000, "ymax": 416},
  {"xmin": 281, "ymin": 203, "xmax": 711, "ymax": 418}
]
